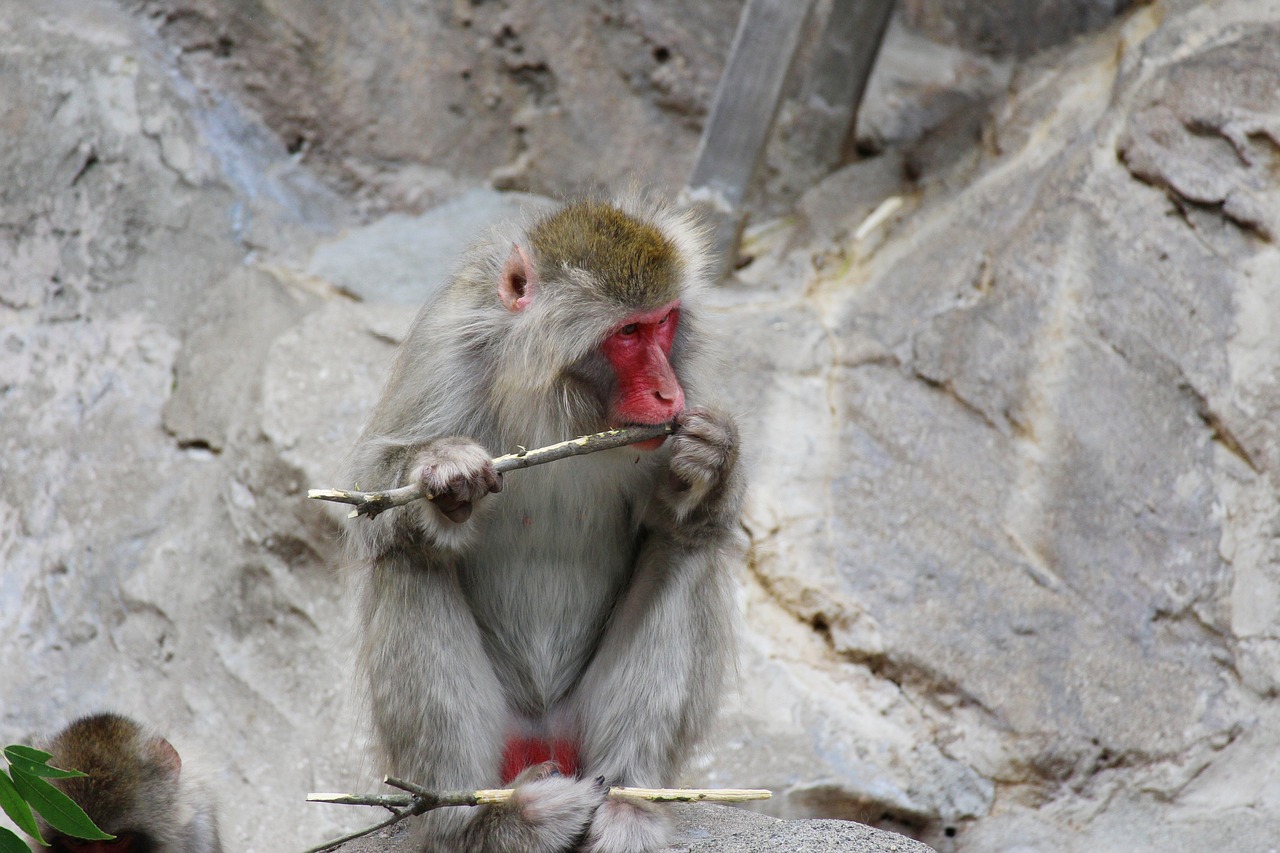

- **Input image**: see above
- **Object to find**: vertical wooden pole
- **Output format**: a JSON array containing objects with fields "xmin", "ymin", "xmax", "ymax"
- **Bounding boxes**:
[
  {"xmin": 682, "ymin": 0, "xmax": 896, "ymax": 282},
  {"xmin": 681, "ymin": 0, "xmax": 816, "ymax": 281},
  {"xmin": 806, "ymin": 0, "xmax": 896, "ymax": 167}
]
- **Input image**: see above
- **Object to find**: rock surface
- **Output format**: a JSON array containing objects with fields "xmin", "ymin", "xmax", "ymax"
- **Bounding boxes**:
[
  {"xmin": 901, "ymin": 0, "xmax": 1137, "ymax": 57},
  {"xmin": 6, "ymin": 1, "xmax": 1280, "ymax": 853},
  {"xmin": 327, "ymin": 804, "xmax": 936, "ymax": 853},
  {"xmin": 122, "ymin": 0, "xmax": 744, "ymax": 207}
]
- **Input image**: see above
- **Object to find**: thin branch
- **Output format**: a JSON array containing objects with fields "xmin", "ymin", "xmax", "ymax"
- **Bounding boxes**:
[
  {"xmin": 385, "ymin": 776, "xmax": 772, "ymax": 804},
  {"xmin": 604, "ymin": 787, "xmax": 773, "ymax": 803},
  {"xmin": 308, "ymin": 423, "xmax": 675, "ymax": 518},
  {"xmin": 308, "ymin": 792, "xmax": 421, "ymax": 809},
  {"xmin": 308, "ymin": 781, "xmax": 772, "ymax": 809},
  {"xmin": 303, "ymin": 777, "xmax": 769, "ymax": 853},
  {"xmin": 299, "ymin": 805, "xmax": 413, "ymax": 853}
]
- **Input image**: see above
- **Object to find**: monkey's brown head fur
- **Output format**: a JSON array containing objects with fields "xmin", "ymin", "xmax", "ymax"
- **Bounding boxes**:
[
  {"xmin": 44, "ymin": 713, "xmax": 182, "ymax": 838},
  {"xmin": 527, "ymin": 200, "xmax": 683, "ymax": 310}
]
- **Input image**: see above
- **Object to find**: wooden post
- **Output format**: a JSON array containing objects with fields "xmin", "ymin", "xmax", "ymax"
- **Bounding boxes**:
[
  {"xmin": 681, "ymin": 0, "xmax": 895, "ymax": 282},
  {"xmin": 680, "ymin": 0, "xmax": 816, "ymax": 282},
  {"xmin": 805, "ymin": 0, "xmax": 896, "ymax": 168}
]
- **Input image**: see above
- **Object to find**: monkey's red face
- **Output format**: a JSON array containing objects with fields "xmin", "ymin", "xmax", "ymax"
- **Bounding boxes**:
[{"xmin": 600, "ymin": 300, "xmax": 684, "ymax": 446}]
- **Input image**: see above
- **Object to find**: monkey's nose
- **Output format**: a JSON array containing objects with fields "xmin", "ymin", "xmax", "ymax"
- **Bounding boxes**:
[{"xmin": 653, "ymin": 384, "xmax": 685, "ymax": 414}]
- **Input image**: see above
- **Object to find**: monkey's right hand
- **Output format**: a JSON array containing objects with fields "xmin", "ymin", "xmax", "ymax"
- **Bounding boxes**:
[{"xmin": 413, "ymin": 437, "xmax": 503, "ymax": 524}]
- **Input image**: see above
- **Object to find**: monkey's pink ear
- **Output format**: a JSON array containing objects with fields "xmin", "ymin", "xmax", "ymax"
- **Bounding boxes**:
[
  {"xmin": 499, "ymin": 244, "xmax": 537, "ymax": 313},
  {"xmin": 152, "ymin": 736, "xmax": 183, "ymax": 781}
]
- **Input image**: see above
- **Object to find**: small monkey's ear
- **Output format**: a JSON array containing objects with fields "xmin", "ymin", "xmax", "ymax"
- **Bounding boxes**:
[
  {"xmin": 499, "ymin": 244, "xmax": 537, "ymax": 313},
  {"xmin": 152, "ymin": 736, "xmax": 182, "ymax": 781}
]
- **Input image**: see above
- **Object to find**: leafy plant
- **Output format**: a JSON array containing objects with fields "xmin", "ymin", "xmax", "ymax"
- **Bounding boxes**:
[{"xmin": 0, "ymin": 744, "xmax": 113, "ymax": 852}]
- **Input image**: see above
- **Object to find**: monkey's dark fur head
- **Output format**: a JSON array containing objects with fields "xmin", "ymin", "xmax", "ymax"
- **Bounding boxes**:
[
  {"xmin": 527, "ymin": 200, "xmax": 683, "ymax": 310},
  {"xmin": 43, "ymin": 713, "xmax": 181, "ymax": 845}
]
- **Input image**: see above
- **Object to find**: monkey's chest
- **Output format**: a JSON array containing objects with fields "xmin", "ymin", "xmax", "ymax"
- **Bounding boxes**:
[{"xmin": 459, "ymin": 491, "xmax": 638, "ymax": 709}]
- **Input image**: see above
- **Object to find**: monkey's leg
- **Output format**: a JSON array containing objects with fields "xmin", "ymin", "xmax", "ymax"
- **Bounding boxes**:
[
  {"xmin": 570, "ymin": 541, "xmax": 737, "ymax": 853},
  {"xmin": 360, "ymin": 554, "xmax": 603, "ymax": 853}
]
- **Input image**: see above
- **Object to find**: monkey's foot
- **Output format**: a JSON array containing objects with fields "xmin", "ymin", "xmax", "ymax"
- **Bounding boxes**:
[{"xmin": 583, "ymin": 797, "xmax": 670, "ymax": 853}]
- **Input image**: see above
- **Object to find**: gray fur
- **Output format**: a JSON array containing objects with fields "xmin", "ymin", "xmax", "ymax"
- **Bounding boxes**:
[{"xmin": 347, "ymin": 197, "xmax": 744, "ymax": 853}]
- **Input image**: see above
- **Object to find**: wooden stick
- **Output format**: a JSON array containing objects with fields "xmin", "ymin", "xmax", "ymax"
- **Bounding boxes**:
[
  {"xmin": 303, "ymin": 778, "xmax": 769, "ymax": 852},
  {"xmin": 306, "ymin": 784, "xmax": 772, "ymax": 810},
  {"xmin": 308, "ymin": 423, "xmax": 674, "ymax": 519},
  {"xmin": 604, "ymin": 787, "xmax": 772, "ymax": 803},
  {"xmin": 299, "ymin": 807, "xmax": 411, "ymax": 853}
]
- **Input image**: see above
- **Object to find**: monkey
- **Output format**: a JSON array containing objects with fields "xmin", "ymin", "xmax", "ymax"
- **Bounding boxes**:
[
  {"xmin": 32, "ymin": 713, "xmax": 222, "ymax": 853},
  {"xmin": 345, "ymin": 196, "xmax": 744, "ymax": 853}
]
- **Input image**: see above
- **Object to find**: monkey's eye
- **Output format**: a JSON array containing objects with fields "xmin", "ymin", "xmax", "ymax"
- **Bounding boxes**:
[
  {"xmin": 658, "ymin": 312, "xmax": 671, "ymax": 325},
  {"xmin": 619, "ymin": 323, "xmax": 640, "ymax": 336}
]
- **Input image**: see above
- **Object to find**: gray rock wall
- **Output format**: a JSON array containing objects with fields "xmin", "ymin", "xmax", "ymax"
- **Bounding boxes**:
[
  {"xmin": 721, "ymin": 1, "xmax": 1280, "ymax": 848},
  {"xmin": 122, "ymin": 0, "xmax": 743, "ymax": 205},
  {"xmin": 5, "ymin": 1, "xmax": 1280, "ymax": 852}
]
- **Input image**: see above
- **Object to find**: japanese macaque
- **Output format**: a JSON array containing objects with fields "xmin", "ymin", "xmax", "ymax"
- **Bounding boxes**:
[
  {"xmin": 346, "ymin": 197, "xmax": 744, "ymax": 853},
  {"xmin": 34, "ymin": 713, "xmax": 222, "ymax": 853}
]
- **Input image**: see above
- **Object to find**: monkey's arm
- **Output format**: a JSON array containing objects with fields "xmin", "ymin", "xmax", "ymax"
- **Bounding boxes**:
[
  {"xmin": 572, "ymin": 536, "xmax": 740, "ymax": 853},
  {"xmin": 571, "ymin": 408, "xmax": 745, "ymax": 853}
]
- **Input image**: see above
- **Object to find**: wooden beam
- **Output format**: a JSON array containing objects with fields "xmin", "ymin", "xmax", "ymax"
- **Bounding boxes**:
[
  {"xmin": 682, "ymin": 0, "xmax": 816, "ymax": 281},
  {"xmin": 805, "ymin": 0, "xmax": 896, "ymax": 167}
]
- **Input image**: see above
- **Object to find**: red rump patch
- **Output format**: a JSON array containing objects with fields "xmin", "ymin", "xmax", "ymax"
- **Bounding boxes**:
[{"xmin": 501, "ymin": 736, "xmax": 580, "ymax": 784}]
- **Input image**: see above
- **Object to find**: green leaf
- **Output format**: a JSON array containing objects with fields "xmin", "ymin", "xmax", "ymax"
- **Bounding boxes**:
[
  {"xmin": 2, "ymin": 747, "xmax": 50, "ymax": 765},
  {"xmin": 9, "ymin": 769, "xmax": 112, "ymax": 841},
  {"xmin": 3, "ymin": 747, "xmax": 84, "ymax": 781},
  {"xmin": 0, "ymin": 771, "xmax": 41, "ymax": 844},
  {"xmin": 0, "ymin": 826, "xmax": 36, "ymax": 853}
]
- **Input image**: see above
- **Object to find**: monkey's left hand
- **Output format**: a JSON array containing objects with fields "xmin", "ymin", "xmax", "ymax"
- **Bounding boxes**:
[
  {"xmin": 412, "ymin": 436, "xmax": 504, "ymax": 525},
  {"xmin": 661, "ymin": 407, "xmax": 741, "ymax": 525}
]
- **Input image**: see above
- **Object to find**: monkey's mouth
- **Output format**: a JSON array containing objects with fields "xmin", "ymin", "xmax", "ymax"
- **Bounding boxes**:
[{"xmin": 613, "ymin": 421, "xmax": 672, "ymax": 452}]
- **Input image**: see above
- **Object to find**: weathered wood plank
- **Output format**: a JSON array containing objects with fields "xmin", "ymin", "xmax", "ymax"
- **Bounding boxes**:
[
  {"xmin": 805, "ymin": 0, "xmax": 896, "ymax": 167},
  {"xmin": 682, "ymin": 0, "xmax": 816, "ymax": 279}
]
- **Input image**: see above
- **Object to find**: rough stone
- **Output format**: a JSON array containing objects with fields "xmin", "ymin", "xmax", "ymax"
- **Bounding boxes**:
[
  {"xmin": 0, "ymin": 4, "xmax": 360, "ymax": 851},
  {"xmin": 162, "ymin": 267, "xmax": 320, "ymax": 451},
  {"xmin": 1118, "ymin": 27, "xmax": 1280, "ymax": 241},
  {"xmin": 325, "ymin": 803, "xmax": 935, "ymax": 853},
  {"xmin": 122, "ymin": 0, "xmax": 744, "ymax": 205},
  {"xmin": 8, "ymin": 1, "xmax": 1280, "ymax": 853},
  {"xmin": 713, "ymin": 1, "xmax": 1280, "ymax": 848},
  {"xmin": 901, "ymin": 0, "xmax": 1136, "ymax": 57},
  {"xmin": 307, "ymin": 188, "xmax": 557, "ymax": 305}
]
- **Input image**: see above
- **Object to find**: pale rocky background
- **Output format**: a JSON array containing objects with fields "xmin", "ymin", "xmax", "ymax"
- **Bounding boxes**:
[{"xmin": 4, "ymin": 0, "xmax": 1280, "ymax": 851}]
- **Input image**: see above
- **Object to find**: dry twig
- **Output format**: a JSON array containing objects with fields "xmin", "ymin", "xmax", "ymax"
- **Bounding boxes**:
[
  {"xmin": 309, "ymin": 423, "xmax": 675, "ymax": 518},
  {"xmin": 302, "ymin": 776, "xmax": 770, "ymax": 852}
]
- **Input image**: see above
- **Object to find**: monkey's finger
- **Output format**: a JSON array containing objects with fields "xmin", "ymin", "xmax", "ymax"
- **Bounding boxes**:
[
  {"xmin": 487, "ymin": 467, "xmax": 504, "ymax": 494},
  {"xmin": 443, "ymin": 503, "xmax": 473, "ymax": 523},
  {"xmin": 448, "ymin": 472, "xmax": 489, "ymax": 503},
  {"xmin": 674, "ymin": 408, "xmax": 735, "ymax": 449},
  {"xmin": 438, "ymin": 499, "xmax": 473, "ymax": 523}
]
